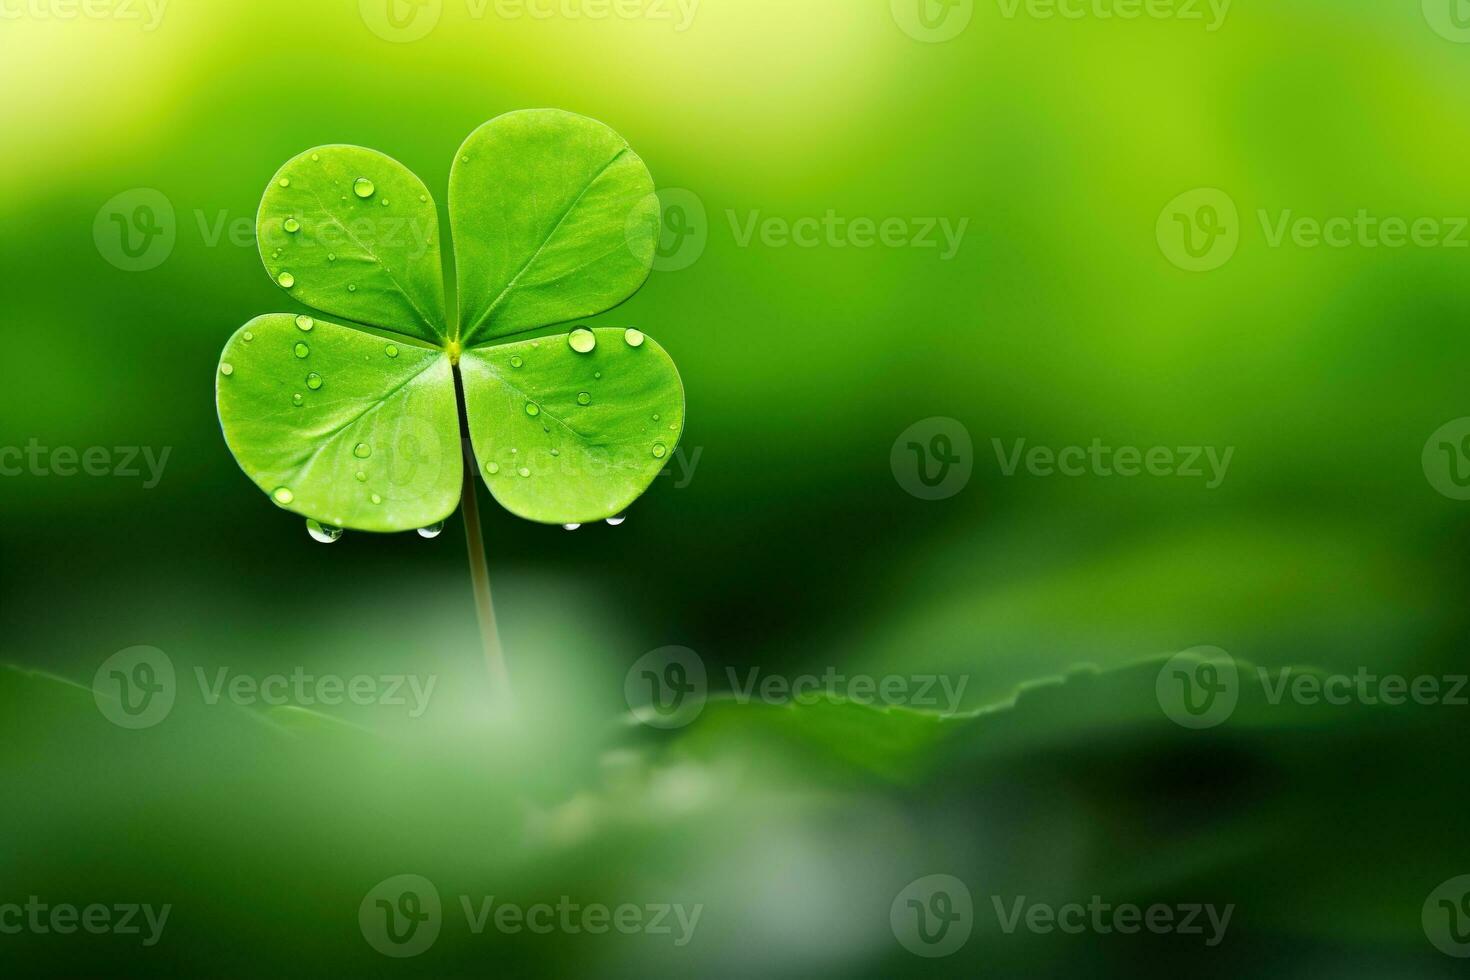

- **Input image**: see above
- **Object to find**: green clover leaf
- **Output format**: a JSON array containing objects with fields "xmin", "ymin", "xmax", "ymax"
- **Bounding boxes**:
[{"xmin": 216, "ymin": 109, "xmax": 683, "ymax": 533}]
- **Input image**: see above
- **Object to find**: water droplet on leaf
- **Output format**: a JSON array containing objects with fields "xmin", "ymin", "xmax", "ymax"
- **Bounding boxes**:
[
  {"xmin": 525, "ymin": 403, "xmax": 540, "ymax": 417},
  {"xmin": 568, "ymin": 328, "xmax": 596, "ymax": 353},
  {"xmin": 306, "ymin": 372, "xmax": 323, "ymax": 390},
  {"xmin": 510, "ymin": 355, "xmax": 523, "ymax": 368},
  {"xmin": 518, "ymin": 467, "xmax": 530, "ymax": 478},
  {"xmin": 385, "ymin": 344, "xmax": 399, "ymax": 358},
  {"xmin": 486, "ymin": 462, "xmax": 500, "ymax": 475},
  {"xmin": 296, "ymin": 315, "xmax": 313, "ymax": 331},
  {"xmin": 284, "ymin": 217, "xmax": 301, "ymax": 233},
  {"xmin": 353, "ymin": 177, "xmax": 375, "ymax": 198},
  {"xmin": 293, "ymin": 342, "xmax": 309, "ymax": 358},
  {"xmin": 576, "ymin": 391, "xmax": 592, "ymax": 406},
  {"xmin": 278, "ymin": 272, "xmax": 295, "ymax": 288},
  {"xmin": 624, "ymin": 328, "xmax": 645, "ymax": 347},
  {"xmin": 353, "ymin": 443, "xmax": 371, "ymax": 459},
  {"xmin": 292, "ymin": 393, "xmax": 304, "ymax": 406},
  {"xmin": 306, "ymin": 519, "xmax": 342, "ymax": 544},
  {"xmin": 370, "ymin": 493, "xmax": 382, "ymax": 505},
  {"xmin": 273, "ymin": 487, "xmax": 294, "ymax": 505},
  {"xmin": 652, "ymin": 443, "xmax": 667, "ymax": 459}
]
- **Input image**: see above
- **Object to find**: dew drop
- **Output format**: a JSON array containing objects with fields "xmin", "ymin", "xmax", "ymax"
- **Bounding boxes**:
[
  {"xmin": 306, "ymin": 372, "xmax": 323, "ymax": 390},
  {"xmin": 652, "ymin": 443, "xmax": 667, "ymax": 459},
  {"xmin": 568, "ymin": 328, "xmax": 596, "ymax": 354},
  {"xmin": 461, "ymin": 155, "xmax": 470, "ymax": 163},
  {"xmin": 419, "ymin": 194, "xmax": 427, "ymax": 203},
  {"xmin": 353, "ymin": 177, "xmax": 375, "ymax": 199},
  {"xmin": 353, "ymin": 442, "xmax": 371, "ymax": 459},
  {"xmin": 550, "ymin": 449, "xmax": 560, "ymax": 457},
  {"xmin": 594, "ymin": 371, "xmax": 602, "ymax": 379},
  {"xmin": 563, "ymin": 523, "xmax": 581, "ymax": 531},
  {"xmin": 385, "ymin": 344, "xmax": 399, "ymax": 358},
  {"xmin": 278, "ymin": 177, "xmax": 290, "ymax": 188},
  {"xmin": 278, "ymin": 272, "xmax": 296, "ymax": 288},
  {"xmin": 273, "ymin": 487, "xmax": 294, "ymax": 505},
  {"xmin": 310, "ymin": 153, "xmax": 320, "ymax": 162},
  {"xmin": 509, "ymin": 355, "xmax": 523, "ymax": 368},
  {"xmin": 417, "ymin": 522, "xmax": 444, "ymax": 540},
  {"xmin": 624, "ymin": 328, "xmax": 645, "ymax": 347},
  {"xmin": 518, "ymin": 467, "xmax": 530, "ymax": 478},
  {"xmin": 219, "ymin": 362, "xmax": 234, "ymax": 376},
  {"xmin": 525, "ymin": 403, "xmax": 540, "ymax": 417},
  {"xmin": 355, "ymin": 470, "xmax": 367, "ymax": 482},
  {"xmin": 283, "ymin": 217, "xmax": 301, "ymax": 234},
  {"xmin": 606, "ymin": 514, "xmax": 627, "ymax": 526},
  {"xmin": 370, "ymin": 493, "xmax": 382, "ymax": 505},
  {"xmin": 243, "ymin": 331, "xmax": 254, "ymax": 342},
  {"xmin": 327, "ymin": 252, "xmax": 336, "ymax": 262},
  {"xmin": 294, "ymin": 342, "xmax": 309, "ymax": 358},
  {"xmin": 486, "ymin": 462, "xmax": 500, "ymax": 475},
  {"xmin": 295, "ymin": 314, "xmax": 313, "ymax": 331},
  {"xmin": 306, "ymin": 519, "xmax": 342, "ymax": 544},
  {"xmin": 381, "ymin": 199, "xmax": 390, "ymax": 208},
  {"xmin": 653, "ymin": 414, "xmax": 660, "ymax": 422},
  {"xmin": 576, "ymin": 391, "xmax": 592, "ymax": 406},
  {"xmin": 347, "ymin": 284, "xmax": 357, "ymax": 293},
  {"xmin": 510, "ymin": 447, "xmax": 518, "ymax": 455},
  {"xmin": 292, "ymin": 393, "xmax": 304, "ymax": 406}
]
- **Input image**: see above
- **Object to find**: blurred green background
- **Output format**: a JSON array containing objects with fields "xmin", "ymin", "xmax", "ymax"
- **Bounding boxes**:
[{"xmin": 3, "ymin": 0, "xmax": 1470, "ymax": 975}]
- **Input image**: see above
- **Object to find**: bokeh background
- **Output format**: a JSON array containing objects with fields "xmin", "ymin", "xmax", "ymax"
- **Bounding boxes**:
[{"xmin": 4, "ymin": 0, "xmax": 1470, "ymax": 975}]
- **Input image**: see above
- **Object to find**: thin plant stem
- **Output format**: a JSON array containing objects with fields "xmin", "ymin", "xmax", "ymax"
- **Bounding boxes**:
[{"xmin": 453, "ymin": 362, "xmax": 511, "ymax": 703}]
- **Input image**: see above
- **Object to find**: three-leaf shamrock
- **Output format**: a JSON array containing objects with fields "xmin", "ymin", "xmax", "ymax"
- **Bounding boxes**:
[{"xmin": 216, "ymin": 109, "xmax": 684, "ymax": 532}]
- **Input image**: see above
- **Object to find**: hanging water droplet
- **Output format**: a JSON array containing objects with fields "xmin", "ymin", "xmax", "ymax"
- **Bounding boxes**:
[
  {"xmin": 606, "ymin": 514, "xmax": 627, "ymax": 526},
  {"xmin": 295, "ymin": 315, "xmax": 313, "ymax": 331},
  {"xmin": 370, "ymin": 493, "xmax": 383, "ymax": 505},
  {"xmin": 485, "ymin": 462, "xmax": 500, "ymax": 475},
  {"xmin": 353, "ymin": 177, "xmax": 375, "ymax": 198},
  {"xmin": 278, "ymin": 177, "xmax": 290, "ymax": 188},
  {"xmin": 278, "ymin": 272, "xmax": 295, "ymax": 288},
  {"xmin": 652, "ymin": 443, "xmax": 667, "ymax": 459},
  {"xmin": 563, "ymin": 523, "xmax": 581, "ymax": 531},
  {"xmin": 517, "ymin": 467, "xmax": 530, "ymax": 478},
  {"xmin": 306, "ymin": 372, "xmax": 323, "ymax": 390},
  {"xmin": 509, "ymin": 355, "xmax": 523, "ymax": 368},
  {"xmin": 525, "ymin": 403, "xmax": 540, "ymax": 417},
  {"xmin": 294, "ymin": 342, "xmax": 309, "ymax": 358},
  {"xmin": 355, "ymin": 470, "xmax": 367, "ymax": 482},
  {"xmin": 417, "ymin": 522, "xmax": 444, "ymax": 539},
  {"xmin": 243, "ymin": 331, "xmax": 254, "ymax": 342},
  {"xmin": 576, "ymin": 391, "xmax": 592, "ymax": 406},
  {"xmin": 219, "ymin": 362, "xmax": 234, "ymax": 376},
  {"xmin": 273, "ymin": 487, "xmax": 294, "ymax": 505},
  {"xmin": 283, "ymin": 217, "xmax": 301, "ymax": 234},
  {"xmin": 385, "ymin": 344, "xmax": 399, "ymax": 358},
  {"xmin": 306, "ymin": 519, "xmax": 342, "ymax": 544},
  {"xmin": 568, "ymin": 328, "xmax": 596, "ymax": 353},
  {"xmin": 624, "ymin": 328, "xmax": 645, "ymax": 347},
  {"xmin": 353, "ymin": 443, "xmax": 371, "ymax": 459},
  {"xmin": 292, "ymin": 393, "xmax": 304, "ymax": 406}
]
